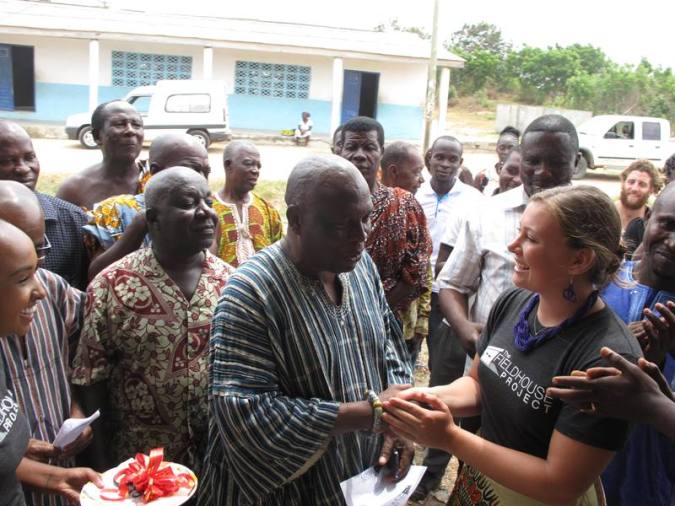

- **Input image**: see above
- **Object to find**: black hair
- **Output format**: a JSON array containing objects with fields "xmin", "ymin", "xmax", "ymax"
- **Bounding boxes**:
[
  {"xmin": 523, "ymin": 114, "xmax": 579, "ymax": 153},
  {"xmin": 499, "ymin": 126, "xmax": 521, "ymax": 139},
  {"xmin": 664, "ymin": 153, "xmax": 675, "ymax": 180},
  {"xmin": 381, "ymin": 141, "xmax": 417, "ymax": 172},
  {"xmin": 340, "ymin": 116, "xmax": 385, "ymax": 148},
  {"xmin": 430, "ymin": 135, "xmax": 463, "ymax": 155},
  {"xmin": 333, "ymin": 125, "xmax": 343, "ymax": 143},
  {"xmin": 91, "ymin": 100, "xmax": 124, "ymax": 133}
]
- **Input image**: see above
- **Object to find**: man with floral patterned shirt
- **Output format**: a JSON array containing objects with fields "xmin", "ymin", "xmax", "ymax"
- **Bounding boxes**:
[
  {"xmin": 71, "ymin": 167, "xmax": 233, "ymax": 473},
  {"xmin": 338, "ymin": 117, "xmax": 431, "ymax": 319}
]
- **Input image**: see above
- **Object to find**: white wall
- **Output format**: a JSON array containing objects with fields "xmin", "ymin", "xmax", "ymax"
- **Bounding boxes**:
[
  {"xmin": 0, "ymin": 34, "xmax": 89, "ymax": 84},
  {"xmin": 0, "ymin": 35, "xmax": 206, "ymax": 87},
  {"xmin": 342, "ymin": 58, "xmax": 427, "ymax": 107},
  {"xmin": 211, "ymin": 50, "xmax": 428, "ymax": 106},
  {"xmin": 0, "ymin": 33, "xmax": 430, "ymax": 106},
  {"xmin": 496, "ymin": 103, "xmax": 593, "ymax": 133},
  {"xmin": 212, "ymin": 48, "xmax": 333, "ymax": 100}
]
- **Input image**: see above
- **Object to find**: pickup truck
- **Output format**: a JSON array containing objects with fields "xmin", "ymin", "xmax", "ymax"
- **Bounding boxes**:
[
  {"xmin": 65, "ymin": 80, "xmax": 231, "ymax": 149},
  {"xmin": 574, "ymin": 115, "xmax": 674, "ymax": 178}
]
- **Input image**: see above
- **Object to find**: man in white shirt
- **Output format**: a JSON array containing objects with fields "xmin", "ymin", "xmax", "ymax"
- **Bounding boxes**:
[
  {"xmin": 437, "ymin": 114, "xmax": 578, "ymax": 358},
  {"xmin": 412, "ymin": 135, "xmax": 482, "ymax": 500},
  {"xmin": 416, "ymin": 136, "xmax": 482, "ymax": 349},
  {"xmin": 412, "ymin": 115, "xmax": 579, "ymax": 502}
]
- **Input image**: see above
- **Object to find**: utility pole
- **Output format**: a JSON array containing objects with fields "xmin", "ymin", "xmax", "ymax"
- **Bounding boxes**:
[{"xmin": 422, "ymin": 0, "xmax": 440, "ymax": 153}]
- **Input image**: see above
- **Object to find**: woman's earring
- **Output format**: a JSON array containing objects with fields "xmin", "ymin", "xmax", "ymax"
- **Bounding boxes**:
[{"xmin": 563, "ymin": 278, "xmax": 577, "ymax": 302}]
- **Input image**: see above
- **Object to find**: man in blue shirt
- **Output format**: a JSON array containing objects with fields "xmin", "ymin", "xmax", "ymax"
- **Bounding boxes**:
[{"xmin": 0, "ymin": 120, "xmax": 90, "ymax": 289}]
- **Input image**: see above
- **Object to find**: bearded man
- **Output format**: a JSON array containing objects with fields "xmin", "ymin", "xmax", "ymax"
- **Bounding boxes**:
[{"xmin": 616, "ymin": 160, "xmax": 661, "ymax": 232}]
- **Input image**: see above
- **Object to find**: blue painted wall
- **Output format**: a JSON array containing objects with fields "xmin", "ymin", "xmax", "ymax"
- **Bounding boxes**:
[
  {"xmin": 227, "ymin": 94, "xmax": 332, "ymax": 134},
  {"xmin": 0, "ymin": 82, "xmax": 133, "ymax": 122},
  {"xmin": 377, "ymin": 103, "xmax": 424, "ymax": 140},
  {"xmin": 0, "ymin": 81, "xmax": 423, "ymax": 139}
]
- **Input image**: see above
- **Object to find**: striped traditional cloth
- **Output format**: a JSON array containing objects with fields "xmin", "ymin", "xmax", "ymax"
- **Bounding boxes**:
[
  {"xmin": 0, "ymin": 268, "xmax": 84, "ymax": 506},
  {"xmin": 197, "ymin": 243, "xmax": 412, "ymax": 505}
]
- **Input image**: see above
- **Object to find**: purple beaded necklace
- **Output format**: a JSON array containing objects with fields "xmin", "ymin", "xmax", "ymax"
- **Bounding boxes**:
[{"xmin": 513, "ymin": 291, "xmax": 599, "ymax": 352}]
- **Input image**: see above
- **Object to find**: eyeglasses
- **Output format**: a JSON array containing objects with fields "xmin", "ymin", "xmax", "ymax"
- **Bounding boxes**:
[{"xmin": 36, "ymin": 235, "xmax": 51, "ymax": 261}]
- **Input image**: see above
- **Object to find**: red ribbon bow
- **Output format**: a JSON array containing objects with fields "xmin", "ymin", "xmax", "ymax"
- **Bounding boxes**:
[{"xmin": 99, "ymin": 448, "xmax": 195, "ymax": 503}]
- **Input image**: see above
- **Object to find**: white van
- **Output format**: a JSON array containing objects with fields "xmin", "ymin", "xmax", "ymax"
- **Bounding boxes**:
[
  {"xmin": 575, "ymin": 115, "xmax": 674, "ymax": 178},
  {"xmin": 65, "ymin": 80, "xmax": 231, "ymax": 149}
]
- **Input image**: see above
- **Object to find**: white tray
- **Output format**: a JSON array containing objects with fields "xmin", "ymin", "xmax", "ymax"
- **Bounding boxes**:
[{"xmin": 80, "ymin": 459, "xmax": 197, "ymax": 505}]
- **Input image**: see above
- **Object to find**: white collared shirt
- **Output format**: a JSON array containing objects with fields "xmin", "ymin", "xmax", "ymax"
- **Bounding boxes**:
[
  {"xmin": 437, "ymin": 185, "xmax": 528, "ymax": 325},
  {"xmin": 416, "ymin": 178, "xmax": 483, "ymax": 292}
]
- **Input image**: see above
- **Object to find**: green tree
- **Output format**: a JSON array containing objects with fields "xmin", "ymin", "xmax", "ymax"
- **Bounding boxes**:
[
  {"xmin": 453, "ymin": 49, "xmax": 503, "ymax": 94},
  {"xmin": 448, "ymin": 22, "xmax": 509, "ymax": 57},
  {"xmin": 517, "ymin": 45, "xmax": 582, "ymax": 103},
  {"xmin": 373, "ymin": 18, "xmax": 430, "ymax": 39},
  {"xmin": 437, "ymin": 20, "xmax": 673, "ymax": 123},
  {"xmin": 564, "ymin": 73, "xmax": 598, "ymax": 110},
  {"xmin": 647, "ymin": 67, "xmax": 675, "ymax": 119},
  {"xmin": 566, "ymin": 44, "xmax": 609, "ymax": 75},
  {"xmin": 446, "ymin": 22, "xmax": 511, "ymax": 95}
]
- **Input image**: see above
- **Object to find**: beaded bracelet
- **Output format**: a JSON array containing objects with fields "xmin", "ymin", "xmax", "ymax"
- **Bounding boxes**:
[{"xmin": 366, "ymin": 389, "xmax": 385, "ymax": 433}]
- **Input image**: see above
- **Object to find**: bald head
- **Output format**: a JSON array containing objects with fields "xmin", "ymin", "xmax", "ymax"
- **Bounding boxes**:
[
  {"xmin": 0, "ymin": 218, "xmax": 45, "ymax": 336},
  {"xmin": 285, "ymin": 154, "xmax": 369, "ymax": 210},
  {"xmin": 144, "ymin": 166, "xmax": 216, "ymax": 256},
  {"xmin": 0, "ymin": 120, "xmax": 29, "ymax": 140},
  {"xmin": 0, "ymin": 219, "xmax": 37, "ymax": 278},
  {"xmin": 0, "ymin": 180, "xmax": 44, "ymax": 245},
  {"xmin": 148, "ymin": 133, "xmax": 210, "ymax": 178},
  {"xmin": 285, "ymin": 155, "xmax": 372, "ymax": 274},
  {"xmin": 145, "ymin": 166, "xmax": 209, "ymax": 210},
  {"xmin": 0, "ymin": 218, "xmax": 32, "ymax": 250},
  {"xmin": 0, "ymin": 121, "xmax": 41, "ymax": 190},
  {"xmin": 652, "ymin": 181, "xmax": 675, "ymax": 213}
]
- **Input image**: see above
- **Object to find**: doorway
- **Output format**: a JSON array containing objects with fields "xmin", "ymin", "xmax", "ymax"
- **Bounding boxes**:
[
  {"xmin": 341, "ymin": 70, "xmax": 379, "ymax": 124},
  {"xmin": 0, "ymin": 44, "xmax": 35, "ymax": 111},
  {"xmin": 0, "ymin": 45, "xmax": 13, "ymax": 110}
]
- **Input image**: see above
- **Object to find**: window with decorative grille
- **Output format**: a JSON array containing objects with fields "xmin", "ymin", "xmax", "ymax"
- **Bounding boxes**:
[
  {"xmin": 111, "ymin": 51, "xmax": 192, "ymax": 87},
  {"xmin": 234, "ymin": 61, "xmax": 310, "ymax": 99}
]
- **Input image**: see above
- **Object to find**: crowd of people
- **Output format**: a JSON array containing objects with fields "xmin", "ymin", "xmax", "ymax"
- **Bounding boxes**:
[{"xmin": 0, "ymin": 100, "xmax": 673, "ymax": 506}]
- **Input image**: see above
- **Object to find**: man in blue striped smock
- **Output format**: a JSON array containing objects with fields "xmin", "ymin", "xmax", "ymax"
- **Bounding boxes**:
[
  {"xmin": 0, "ymin": 181, "xmax": 96, "ymax": 506},
  {"xmin": 198, "ymin": 155, "xmax": 414, "ymax": 505}
]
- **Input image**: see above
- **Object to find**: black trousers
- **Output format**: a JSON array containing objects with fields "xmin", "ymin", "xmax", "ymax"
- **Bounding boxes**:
[{"xmin": 422, "ymin": 293, "xmax": 479, "ymax": 487}]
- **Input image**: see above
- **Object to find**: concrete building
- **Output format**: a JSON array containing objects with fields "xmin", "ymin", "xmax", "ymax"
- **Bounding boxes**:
[{"xmin": 0, "ymin": 0, "xmax": 462, "ymax": 139}]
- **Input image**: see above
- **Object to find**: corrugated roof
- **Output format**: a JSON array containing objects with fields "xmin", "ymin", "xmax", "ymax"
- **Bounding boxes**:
[{"xmin": 0, "ymin": 0, "xmax": 464, "ymax": 66}]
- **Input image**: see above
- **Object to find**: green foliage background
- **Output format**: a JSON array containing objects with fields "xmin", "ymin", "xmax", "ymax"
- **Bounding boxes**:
[{"xmin": 447, "ymin": 22, "xmax": 674, "ymax": 122}]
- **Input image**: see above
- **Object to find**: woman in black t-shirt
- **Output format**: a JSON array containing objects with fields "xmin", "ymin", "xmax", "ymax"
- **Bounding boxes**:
[
  {"xmin": 0, "ymin": 220, "xmax": 45, "ymax": 504},
  {"xmin": 383, "ymin": 186, "xmax": 642, "ymax": 505},
  {"xmin": 0, "ymin": 220, "xmax": 102, "ymax": 504}
]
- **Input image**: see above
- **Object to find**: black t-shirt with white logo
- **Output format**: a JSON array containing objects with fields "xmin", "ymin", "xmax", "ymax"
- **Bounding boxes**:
[
  {"xmin": 0, "ymin": 362, "xmax": 29, "ymax": 505},
  {"xmin": 477, "ymin": 288, "xmax": 642, "ymax": 459}
]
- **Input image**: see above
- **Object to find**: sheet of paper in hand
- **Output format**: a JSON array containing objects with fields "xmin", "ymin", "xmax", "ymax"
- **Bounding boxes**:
[
  {"xmin": 340, "ymin": 465, "xmax": 426, "ymax": 506},
  {"xmin": 52, "ymin": 409, "xmax": 100, "ymax": 449}
]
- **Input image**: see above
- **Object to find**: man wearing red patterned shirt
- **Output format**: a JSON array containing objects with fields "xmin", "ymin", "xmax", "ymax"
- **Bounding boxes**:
[
  {"xmin": 71, "ymin": 168, "xmax": 233, "ymax": 473},
  {"xmin": 339, "ymin": 117, "xmax": 432, "ymax": 319}
]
